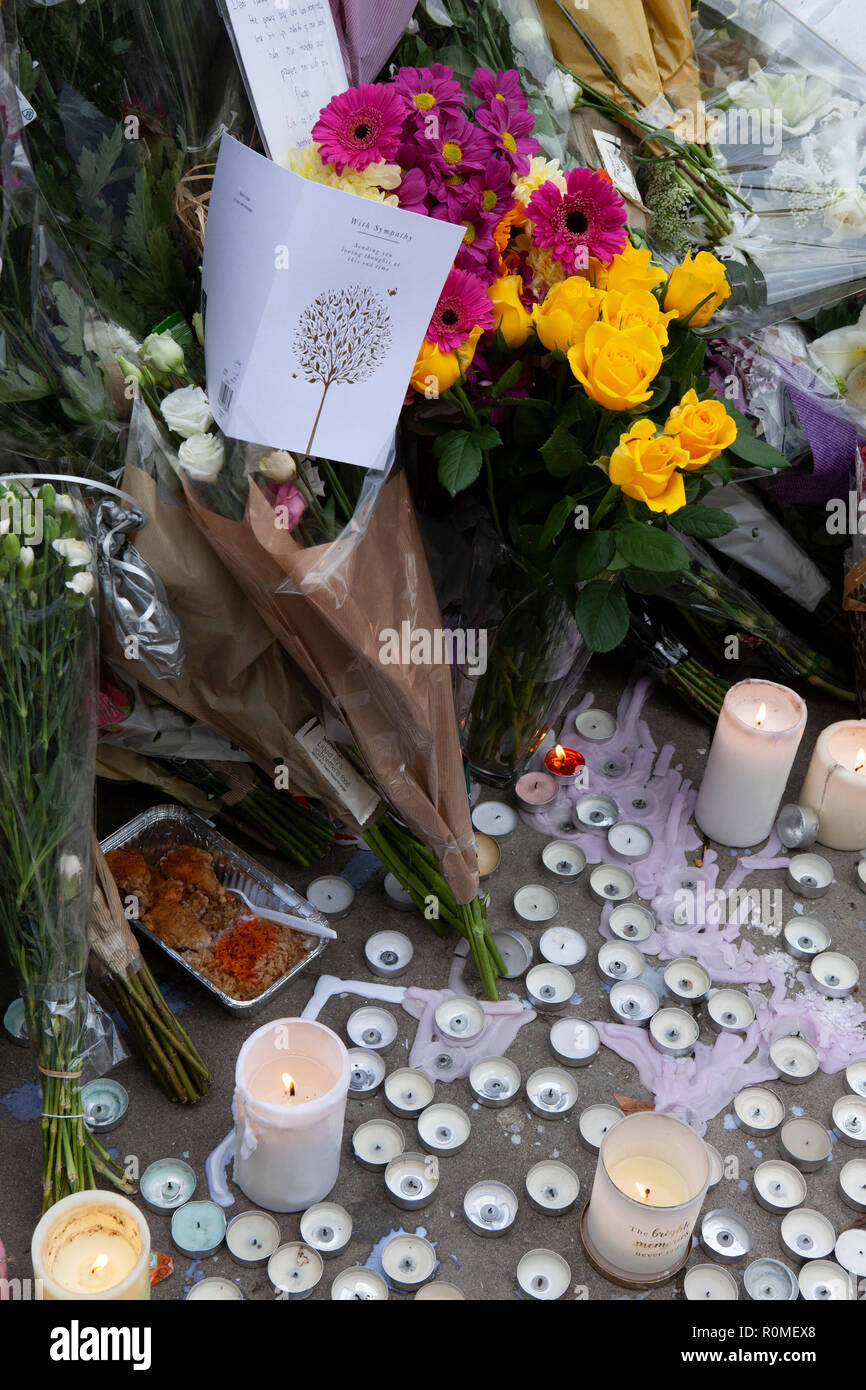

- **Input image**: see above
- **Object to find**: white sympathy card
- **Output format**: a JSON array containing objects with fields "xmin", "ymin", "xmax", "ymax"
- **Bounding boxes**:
[{"xmin": 202, "ymin": 135, "xmax": 465, "ymax": 469}]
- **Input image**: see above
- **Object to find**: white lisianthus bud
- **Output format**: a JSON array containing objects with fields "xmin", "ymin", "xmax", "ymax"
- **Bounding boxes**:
[
  {"xmin": 54, "ymin": 494, "xmax": 77, "ymax": 516},
  {"xmin": 258, "ymin": 449, "xmax": 297, "ymax": 482},
  {"xmin": 66, "ymin": 571, "xmax": 95, "ymax": 597},
  {"xmin": 161, "ymin": 384, "xmax": 214, "ymax": 439},
  {"xmin": 53, "ymin": 538, "xmax": 93, "ymax": 568},
  {"xmin": 177, "ymin": 432, "xmax": 225, "ymax": 482},
  {"xmin": 18, "ymin": 546, "xmax": 35, "ymax": 570},
  {"xmin": 139, "ymin": 330, "xmax": 185, "ymax": 375}
]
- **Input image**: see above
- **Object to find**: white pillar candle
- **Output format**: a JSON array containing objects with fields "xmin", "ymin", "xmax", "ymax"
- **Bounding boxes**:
[
  {"xmin": 233, "ymin": 1018, "xmax": 350, "ymax": 1213},
  {"xmin": 31, "ymin": 1191, "xmax": 151, "ymax": 1301},
  {"xmin": 799, "ymin": 720, "xmax": 866, "ymax": 850},
  {"xmin": 695, "ymin": 680, "xmax": 806, "ymax": 847},
  {"xmin": 582, "ymin": 1112, "xmax": 710, "ymax": 1285}
]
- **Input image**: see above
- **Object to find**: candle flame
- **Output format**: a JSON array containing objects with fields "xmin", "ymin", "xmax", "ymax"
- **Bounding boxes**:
[
  {"xmin": 554, "ymin": 744, "xmax": 565, "ymax": 759},
  {"xmin": 90, "ymin": 1253, "xmax": 109, "ymax": 1277},
  {"xmin": 856, "ymin": 749, "xmax": 866, "ymax": 774},
  {"xmin": 282, "ymin": 1072, "xmax": 296, "ymax": 1097},
  {"xmin": 635, "ymin": 1184, "xmax": 651, "ymax": 1203},
  {"xmin": 755, "ymin": 702, "xmax": 766, "ymax": 727}
]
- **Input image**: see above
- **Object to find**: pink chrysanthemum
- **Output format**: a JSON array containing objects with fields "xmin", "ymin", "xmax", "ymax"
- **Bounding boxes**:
[
  {"xmin": 392, "ymin": 64, "xmax": 465, "ymax": 119},
  {"xmin": 312, "ymin": 83, "xmax": 406, "ymax": 172},
  {"xmin": 526, "ymin": 167, "xmax": 627, "ymax": 271},
  {"xmin": 465, "ymin": 157, "xmax": 515, "ymax": 219},
  {"xmin": 474, "ymin": 101, "xmax": 538, "ymax": 175},
  {"xmin": 426, "ymin": 267, "xmax": 496, "ymax": 351},
  {"xmin": 419, "ymin": 110, "xmax": 492, "ymax": 177},
  {"xmin": 470, "ymin": 67, "xmax": 525, "ymax": 107}
]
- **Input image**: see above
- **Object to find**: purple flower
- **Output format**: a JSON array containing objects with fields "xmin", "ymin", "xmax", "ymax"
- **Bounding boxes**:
[
  {"xmin": 474, "ymin": 100, "xmax": 538, "ymax": 175},
  {"xmin": 392, "ymin": 64, "xmax": 466, "ymax": 120},
  {"xmin": 465, "ymin": 157, "xmax": 516, "ymax": 220},
  {"xmin": 470, "ymin": 67, "xmax": 525, "ymax": 107}
]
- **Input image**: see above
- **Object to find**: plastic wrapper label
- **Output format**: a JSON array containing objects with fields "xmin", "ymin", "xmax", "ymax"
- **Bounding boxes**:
[{"xmin": 296, "ymin": 718, "xmax": 380, "ymax": 825}]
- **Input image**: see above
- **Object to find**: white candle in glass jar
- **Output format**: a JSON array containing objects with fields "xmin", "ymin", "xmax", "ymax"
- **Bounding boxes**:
[
  {"xmin": 582, "ymin": 1112, "xmax": 710, "ymax": 1285},
  {"xmin": 233, "ymin": 1018, "xmax": 350, "ymax": 1213},
  {"xmin": 798, "ymin": 720, "xmax": 866, "ymax": 850},
  {"xmin": 31, "ymin": 1191, "xmax": 151, "ymax": 1301},
  {"xmin": 695, "ymin": 681, "xmax": 807, "ymax": 847}
]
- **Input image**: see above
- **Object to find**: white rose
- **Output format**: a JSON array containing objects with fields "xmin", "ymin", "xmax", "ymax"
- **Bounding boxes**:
[
  {"xmin": 823, "ymin": 187, "xmax": 866, "ymax": 243},
  {"xmin": 65, "ymin": 572, "xmax": 94, "ymax": 596},
  {"xmin": 809, "ymin": 324, "xmax": 866, "ymax": 381},
  {"xmin": 258, "ymin": 449, "xmax": 297, "ymax": 482},
  {"xmin": 544, "ymin": 69, "xmax": 581, "ymax": 112},
  {"xmin": 161, "ymin": 384, "xmax": 213, "ymax": 438},
  {"xmin": 52, "ymin": 538, "xmax": 93, "ymax": 568},
  {"xmin": 140, "ymin": 330, "xmax": 185, "ymax": 375},
  {"xmin": 177, "ymin": 432, "xmax": 225, "ymax": 482},
  {"xmin": 510, "ymin": 16, "xmax": 545, "ymax": 54}
]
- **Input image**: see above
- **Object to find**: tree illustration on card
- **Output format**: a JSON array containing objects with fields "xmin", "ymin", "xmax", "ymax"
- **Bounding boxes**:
[{"xmin": 293, "ymin": 284, "xmax": 392, "ymax": 455}]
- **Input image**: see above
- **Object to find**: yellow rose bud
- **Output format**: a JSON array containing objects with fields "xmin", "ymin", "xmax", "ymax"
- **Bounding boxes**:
[
  {"xmin": 608, "ymin": 418, "xmax": 688, "ymax": 514},
  {"xmin": 532, "ymin": 276, "xmax": 606, "ymax": 354},
  {"xmin": 410, "ymin": 326, "xmax": 482, "ymax": 396},
  {"xmin": 664, "ymin": 388, "xmax": 738, "ymax": 468},
  {"xmin": 600, "ymin": 289, "xmax": 678, "ymax": 347},
  {"xmin": 488, "ymin": 275, "xmax": 533, "ymax": 348},
  {"xmin": 591, "ymin": 242, "xmax": 666, "ymax": 295},
  {"xmin": 567, "ymin": 322, "xmax": 663, "ymax": 412},
  {"xmin": 663, "ymin": 250, "xmax": 731, "ymax": 328}
]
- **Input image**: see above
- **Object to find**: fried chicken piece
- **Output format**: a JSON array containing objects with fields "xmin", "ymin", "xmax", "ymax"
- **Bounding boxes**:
[
  {"xmin": 159, "ymin": 847, "xmax": 225, "ymax": 901},
  {"xmin": 104, "ymin": 849, "xmax": 155, "ymax": 911},
  {"xmin": 144, "ymin": 899, "xmax": 212, "ymax": 952}
]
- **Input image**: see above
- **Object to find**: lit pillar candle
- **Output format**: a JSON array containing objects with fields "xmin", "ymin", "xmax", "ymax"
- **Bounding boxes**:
[
  {"xmin": 233, "ymin": 1018, "xmax": 350, "ymax": 1213},
  {"xmin": 695, "ymin": 680, "xmax": 807, "ymax": 847},
  {"xmin": 798, "ymin": 720, "xmax": 866, "ymax": 850},
  {"xmin": 31, "ymin": 1191, "xmax": 151, "ymax": 1301},
  {"xmin": 581, "ymin": 1112, "xmax": 710, "ymax": 1286}
]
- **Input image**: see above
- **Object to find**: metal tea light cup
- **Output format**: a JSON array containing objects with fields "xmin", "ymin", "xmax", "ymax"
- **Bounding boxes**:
[
  {"xmin": 700, "ymin": 1209, "xmax": 753, "ymax": 1264},
  {"xmin": 780, "ymin": 1116, "xmax": 832, "ymax": 1172},
  {"xmin": 225, "ymin": 1209, "xmax": 281, "ymax": 1268},
  {"xmin": 351, "ymin": 1118, "xmax": 405, "ymax": 1172},
  {"xmin": 785, "ymin": 853, "xmax": 833, "ymax": 899},
  {"xmin": 549, "ymin": 1017, "xmax": 600, "ymax": 1067},
  {"xmin": 468, "ymin": 1056, "xmax": 521, "ymax": 1108},
  {"xmin": 832, "ymin": 1095, "xmax": 866, "ymax": 1147},
  {"xmin": 364, "ymin": 930, "xmax": 413, "ymax": 979},
  {"xmin": 516, "ymin": 1249, "xmax": 571, "ymax": 1301},
  {"xmin": 346, "ymin": 1047, "xmax": 386, "ymax": 1099},
  {"xmin": 752, "ymin": 1160, "xmax": 807, "ymax": 1214},
  {"xmin": 780, "ymin": 1208, "xmax": 835, "ymax": 1262},
  {"xmin": 525, "ymin": 1160, "xmax": 580, "ymax": 1216},
  {"xmin": 649, "ymin": 1007, "xmax": 699, "ymax": 1058},
  {"xmin": 575, "ymin": 793, "xmax": 619, "ymax": 830},
  {"xmin": 346, "ymin": 1006, "xmax": 398, "ymax": 1054},
  {"xmin": 462, "ymin": 1179, "xmax": 518, "ymax": 1237},
  {"xmin": 434, "ymin": 995, "xmax": 485, "ymax": 1043},
  {"xmin": 526, "ymin": 963, "xmax": 575, "ymax": 1012},
  {"xmin": 782, "ymin": 917, "xmax": 831, "ymax": 961},
  {"xmin": 608, "ymin": 903, "xmax": 655, "ymax": 943},
  {"xmin": 267, "ymin": 1242, "xmax": 324, "ymax": 1299},
  {"xmin": 384, "ymin": 1151, "xmax": 439, "ymax": 1211},
  {"xmin": 140, "ymin": 1158, "xmax": 197, "ymax": 1213},
  {"xmin": 383, "ymin": 1068, "xmax": 434, "ymax": 1118},
  {"xmin": 588, "ymin": 864, "xmax": 635, "ymax": 904},
  {"xmin": 81, "ymin": 1079, "xmax": 129, "ymax": 1133},
  {"xmin": 525, "ymin": 1066, "xmax": 579, "ymax": 1119},
  {"xmin": 299, "ymin": 1202, "xmax": 353, "ymax": 1260},
  {"xmin": 743, "ymin": 1258, "xmax": 799, "ymax": 1301},
  {"xmin": 417, "ymin": 1102, "xmax": 471, "ymax": 1157},
  {"xmin": 381, "ymin": 1233, "xmax": 436, "ymax": 1293}
]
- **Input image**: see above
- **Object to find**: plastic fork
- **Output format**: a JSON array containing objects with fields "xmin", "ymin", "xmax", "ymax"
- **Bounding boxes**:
[{"xmin": 226, "ymin": 885, "xmax": 337, "ymax": 941}]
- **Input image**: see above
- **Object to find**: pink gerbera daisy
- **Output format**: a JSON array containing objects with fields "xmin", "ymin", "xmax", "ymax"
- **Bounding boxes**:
[
  {"xmin": 421, "ymin": 110, "xmax": 492, "ymax": 178},
  {"xmin": 474, "ymin": 101, "xmax": 538, "ymax": 175},
  {"xmin": 470, "ymin": 67, "xmax": 525, "ymax": 107},
  {"xmin": 312, "ymin": 83, "xmax": 406, "ymax": 172},
  {"xmin": 392, "ymin": 64, "xmax": 465, "ymax": 120},
  {"xmin": 426, "ymin": 268, "xmax": 496, "ymax": 352},
  {"xmin": 434, "ymin": 198, "xmax": 499, "ymax": 279},
  {"xmin": 465, "ymin": 157, "xmax": 515, "ymax": 219},
  {"xmin": 526, "ymin": 167, "xmax": 627, "ymax": 272}
]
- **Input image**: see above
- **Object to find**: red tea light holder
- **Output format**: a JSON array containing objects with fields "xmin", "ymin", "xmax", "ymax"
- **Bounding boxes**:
[{"xmin": 543, "ymin": 744, "xmax": 585, "ymax": 785}]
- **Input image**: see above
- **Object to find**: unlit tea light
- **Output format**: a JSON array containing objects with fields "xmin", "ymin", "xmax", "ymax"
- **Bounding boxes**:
[
  {"xmin": 780, "ymin": 1208, "xmax": 835, "ymax": 1261},
  {"xmin": 839, "ymin": 1158, "xmax": 866, "ymax": 1212},
  {"xmin": 663, "ymin": 958, "xmax": 711, "ymax": 1004},
  {"xmin": 225, "ymin": 1210, "xmax": 281, "ymax": 1267},
  {"xmin": 810, "ymin": 950, "xmax": 859, "ymax": 998},
  {"xmin": 526, "ymin": 1066, "xmax": 578, "ymax": 1119},
  {"xmin": 471, "ymin": 801, "xmax": 518, "ymax": 837},
  {"xmin": 607, "ymin": 821, "xmax": 654, "ymax": 861},
  {"xmin": 549, "ymin": 1017, "xmax": 600, "ymax": 1067},
  {"xmin": 539, "ymin": 925, "xmax": 586, "ymax": 967},
  {"xmin": 780, "ymin": 1117, "xmax": 831, "ymax": 1172},
  {"xmin": 770, "ymin": 1034, "xmax": 819, "ymax": 1083},
  {"xmin": 589, "ymin": 864, "xmax": 635, "ymax": 904},
  {"xmin": 415, "ymin": 1281, "xmax": 465, "ymax": 1300},
  {"xmin": 383, "ymin": 1068, "xmax": 434, "ymax": 1117},
  {"xmin": 305, "ymin": 875, "xmax": 355, "ymax": 919},
  {"xmin": 513, "ymin": 883, "xmax": 559, "ymax": 924},
  {"xmin": 81, "ymin": 1079, "xmax": 128, "ymax": 1133},
  {"xmin": 469, "ymin": 1056, "xmax": 521, "ymax": 1107},
  {"xmin": 186, "ymin": 1278, "xmax": 243, "ymax": 1301},
  {"xmin": 832, "ymin": 1094, "xmax": 866, "ymax": 1146},
  {"xmin": 574, "ymin": 708, "xmax": 617, "ymax": 742},
  {"xmin": 491, "ymin": 928, "xmax": 533, "ymax": 979},
  {"xmin": 786, "ymin": 852, "xmax": 833, "ymax": 899},
  {"xmin": 346, "ymin": 1006, "xmax": 397, "ymax": 1054},
  {"xmin": 609, "ymin": 903, "xmax": 655, "ymax": 943},
  {"xmin": 733, "ymin": 1085, "xmax": 785, "ymax": 1136},
  {"xmin": 364, "ymin": 930, "xmax": 413, "ymax": 979},
  {"xmin": 417, "ymin": 1102, "xmax": 471, "ymax": 1156},
  {"xmin": 299, "ymin": 1202, "xmax": 352, "ymax": 1259},
  {"xmin": 578, "ymin": 1102, "xmax": 624, "ymax": 1152},
  {"xmin": 330, "ymin": 1267, "xmax": 388, "ymax": 1300},
  {"xmin": 743, "ymin": 1258, "xmax": 798, "ymax": 1301},
  {"xmin": 540, "ymin": 840, "xmax": 586, "ymax": 880},
  {"xmin": 576, "ymin": 793, "xmax": 619, "ymax": 830},
  {"xmin": 347, "ymin": 1048, "xmax": 386, "ymax": 1098},
  {"xmin": 474, "ymin": 832, "xmax": 501, "ymax": 878},
  {"xmin": 383, "ymin": 873, "xmax": 415, "ymax": 911},
  {"xmin": 352, "ymin": 1118, "xmax": 405, "ymax": 1171},
  {"xmin": 384, "ymin": 1151, "xmax": 439, "ymax": 1210},
  {"xmin": 782, "ymin": 916, "xmax": 830, "ymax": 960},
  {"xmin": 526, "ymin": 963, "xmax": 575, "ymax": 1011},
  {"xmin": 846, "ymin": 1058, "xmax": 866, "ymax": 1097},
  {"xmin": 171, "ymin": 1201, "xmax": 226, "ymax": 1258},
  {"xmin": 140, "ymin": 1158, "xmax": 196, "ymax": 1213},
  {"xmin": 513, "ymin": 771, "xmax": 558, "ymax": 814},
  {"xmin": 752, "ymin": 1160, "xmax": 807, "ymax": 1213},
  {"xmin": 597, "ymin": 940, "xmax": 644, "ymax": 983},
  {"xmin": 649, "ymin": 1006, "xmax": 700, "ymax": 1057},
  {"xmin": 267, "ymin": 1242, "xmax": 323, "ymax": 1298},
  {"xmin": 525, "ymin": 1160, "xmax": 580, "ymax": 1215},
  {"xmin": 462, "ymin": 1179, "xmax": 517, "ymax": 1237},
  {"xmin": 799, "ymin": 1260, "xmax": 856, "ymax": 1301},
  {"xmin": 434, "ymin": 994, "xmax": 485, "ymax": 1042},
  {"xmin": 701, "ymin": 1209, "xmax": 753, "ymax": 1263},
  {"xmin": 683, "ymin": 1264, "xmax": 739, "ymax": 1301},
  {"xmin": 707, "ymin": 988, "xmax": 755, "ymax": 1033},
  {"xmin": 381, "ymin": 1233, "xmax": 436, "ymax": 1292},
  {"xmin": 517, "ymin": 1249, "xmax": 570, "ymax": 1300},
  {"xmin": 608, "ymin": 979, "xmax": 658, "ymax": 1025}
]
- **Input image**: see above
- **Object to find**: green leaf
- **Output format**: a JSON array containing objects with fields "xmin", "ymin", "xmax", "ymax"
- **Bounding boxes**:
[
  {"xmin": 539, "ymin": 495, "xmax": 577, "ymax": 549},
  {"xmin": 712, "ymin": 449, "xmax": 732, "ymax": 484},
  {"xmin": 541, "ymin": 424, "xmax": 585, "ymax": 477},
  {"xmin": 574, "ymin": 581, "xmax": 630, "ymax": 652},
  {"xmin": 727, "ymin": 429, "xmax": 789, "ymax": 470},
  {"xmin": 670, "ymin": 503, "xmax": 737, "ymax": 539},
  {"xmin": 490, "ymin": 359, "xmax": 523, "ymax": 400},
  {"xmin": 575, "ymin": 531, "xmax": 616, "ymax": 581},
  {"xmin": 616, "ymin": 522, "xmax": 689, "ymax": 572},
  {"xmin": 434, "ymin": 430, "xmax": 483, "ymax": 496},
  {"xmin": 472, "ymin": 423, "xmax": 501, "ymax": 452},
  {"xmin": 623, "ymin": 567, "xmax": 676, "ymax": 595}
]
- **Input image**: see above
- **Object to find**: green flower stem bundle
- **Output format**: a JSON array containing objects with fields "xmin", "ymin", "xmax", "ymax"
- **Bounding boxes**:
[{"xmin": 0, "ymin": 479, "xmax": 132, "ymax": 1209}]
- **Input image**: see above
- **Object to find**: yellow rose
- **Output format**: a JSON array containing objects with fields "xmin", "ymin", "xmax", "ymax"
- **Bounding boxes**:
[
  {"xmin": 592, "ymin": 242, "xmax": 666, "ymax": 295},
  {"xmin": 488, "ymin": 275, "xmax": 533, "ymax": 348},
  {"xmin": 567, "ymin": 322, "xmax": 663, "ymax": 412},
  {"xmin": 410, "ymin": 326, "xmax": 482, "ymax": 396},
  {"xmin": 664, "ymin": 388, "xmax": 738, "ymax": 468},
  {"xmin": 532, "ymin": 276, "xmax": 606, "ymax": 353},
  {"xmin": 663, "ymin": 250, "xmax": 731, "ymax": 328},
  {"xmin": 600, "ymin": 289, "xmax": 677, "ymax": 347},
  {"xmin": 608, "ymin": 418, "xmax": 688, "ymax": 514}
]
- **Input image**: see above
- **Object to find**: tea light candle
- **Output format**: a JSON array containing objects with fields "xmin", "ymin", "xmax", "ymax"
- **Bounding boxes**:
[
  {"xmin": 364, "ymin": 930, "xmax": 413, "ymax": 979},
  {"xmin": 770, "ymin": 1035, "xmax": 819, "ymax": 1083},
  {"xmin": 81, "ymin": 1079, "xmax": 129, "ymax": 1133},
  {"xmin": 491, "ymin": 928, "xmax": 533, "ymax": 979},
  {"xmin": 417, "ymin": 1102, "xmax": 471, "ymax": 1156},
  {"xmin": 462, "ymin": 1179, "xmax": 518, "ymax": 1237},
  {"xmin": 705, "ymin": 1143, "xmax": 724, "ymax": 1188},
  {"xmin": 733, "ymin": 1085, "xmax": 785, "ymax": 1136},
  {"xmin": 414, "ymin": 1281, "xmax": 465, "ymax": 1300},
  {"xmin": 780, "ymin": 1208, "xmax": 835, "ymax": 1261},
  {"xmin": 798, "ymin": 1259, "xmax": 856, "ymax": 1300},
  {"xmin": 233, "ymin": 1018, "xmax": 350, "ymax": 1213},
  {"xmin": 346, "ymin": 1006, "xmax": 397, "ymax": 1054},
  {"xmin": 599, "ymin": 753, "xmax": 630, "ymax": 780},
  {"xmin": 576, "ymin": 793, "xmax": 620, "ymax": 830},
  {"xmin": 540, "ymin": 840, "xmax": 586, "ymax": 880},
  {"xmin": 517, "ymin": 1249, "xmax": 570, "ymax": 1300},
  {"xmin": 513, "ymin": 771, "xmax": 558, "ymax": 814},
  {"xmin": 597, "ymin": 940, "xmax": 644, "ymax": 983},
  {"xmin": 31, "ymin": 1191, "xmax": 151, "ymax": 1301},
  {"xmin": 838, "ymin": 1158, "xmax": 866, "ymax": 1212},
  {"xmin": 846, "ymin": 1058, "xmax": 866, "ymax": 1098},
  {"xmin": 525, "ymin": 1160, "xmax": 580, "ymax": 1216},
  {"xmin": 469, "ymin": 1056, "xmax": 521, "ymax": 1107},
  {"xmin": 780, "ymin": 1117, "xmax": 831, "ymax": 1172},
  {"xmin": 574, "ymin": 708, "xmax": 617, "ymax": 742},
  {"xmin": 683, "ymin": 1264, "xmax": 739, "ymax": 1300},
  {"xmin": 707, "ymin": 988, "xmax": 755, "ymax": 1033},
  {"xmin": 513, "ymin": 883, "xmax": 559, "ymax": 924},
  {"xmin": 776, "ymin": 803, "xmax": 819, "ymax": 849},
  {"xmin": 351, "ymin": 1118, "xmax": 405, "ymax": 1171},
  {"xmin": 474, "ymin": 832, "xmax": 501, "ymax": 878},
  {"xmin": 834, "ymin": 1230, "xmax": 866, "ymax": 1279},
  {"xmin": 384, "ymin": 1068, "xmax": 435, "ymax": 1118},
  {"xmin": 3, "ymin": 996, "xmax": 29, "ymax": 1046},
  {"xmin": 694, "ymin": 680, "xmax": 807, "ymax": 847},
  {"xmin": 549, "ymin": 1017, "xmax": 600, "ymax": 1067},
  {"xmin": 539, "ymin": 925, "xmax": 587, "ymax": 968},
  {"xmin": 609, "ymin": 903, "xmax": 655, "ymax": 943},
  {"xmin": 832, "ymin": 1095, "xmax": 866, "ymax": 1146},
  {"xmin": 752, "ymin": 1160, "xmax": 807, "ymax": 1213},
  {"xmin": 578, "ymin": 1102, "xmax": 624, "ymax": 1152},
  {"xmin": 649, "ymin": 1007, "xmax": 700, "ymax": 1057},
  {"xmin": 544, "ymin": 743, "xmax": 585, "ymax": 783},
  {"xmin": 381, "ymin": 1233, "xmax": 436, "ymax": 1292},
  {"xmin": 434, "ymin": 994, "xmax": 485, "ymax": 1042},
  {"xmin": 700, "ymin": 1209, "xmax": 753, "ymax": 1263},
  {"xmin": 662, "ymin": 958, "xmax": 711, "ymax": 1005},
  {"xmin": 384, "ymin": 1151, "xmax": 438, "ymax": 1210},
  {"xmin": 139, "ymin": 1159, "xmax": 196, "ymax": 1213},
  {"xmin": 583, "ymin": 1112, "xmax": 711, "ymax": 1285},
  {"xmin": 299, "ymin": 1202, "xmax": 352, "ymax": 1259},
  {"xmin": 743, "ymin": 1258, "xmax": 798, "ymax": 1301},
  {"xmin": 798, "ymin": 719, "xmax": 866, "ymax": 849},
  {"xmin": 347, "ymin": 1048, "xmax": 387, "ymax": 1098},
  {"xmin": 225, "ymin": 1209, "xmax": 281, "ymax": 1267},
  {"xmin": 383, "ymin": 872, "xmax": 415, "ymax": 911},
  {"xmin": 526, "ymin": 1066, "xmax": 579, "ymax": 1119},
  {"xmin": 786, "ymin": 852, "xmax": 833, "ymax": 899},
  {"xmin": 589, "ymin": 863, "xmax": 635, "ymax": 904},
  {"xmin": 526, "ymin": 963, "xmax": 575, "ymax": 1011},
  {"xmin": 267, "ymin": 1242, "xmax": 323, "ymax": 1298},
  {"xmin": 330, "ymin": 1267, "xmax": 389, "ymax": 1300},
  {"xmin": 810, "ymin": 950, "xmax": 859, "ymax": 998},
  {"xmin": 186, "ymin": 1278, "xmax": 243, "ymax": 1301},
  {"xmin": 607, "ymin": 821, "xmax": 654, "ymax": 862},
  {"xmin": 782, "ymin": 917, "xmax": 831, "ymax": 960},
  {"xmin": 609, "ymin": 980, "xmax": 659, "ymax": 1025},
  {"xmin": 171, "ymin": 1201, "xmax": 227, "ymax": 1258},
  {"xmin": 471, "ymin": 801, "xmax": 518, "ymax": 837},
  {"xmin": 306, "ymin": 875, "xmax": 355, "ymax": 919}
]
